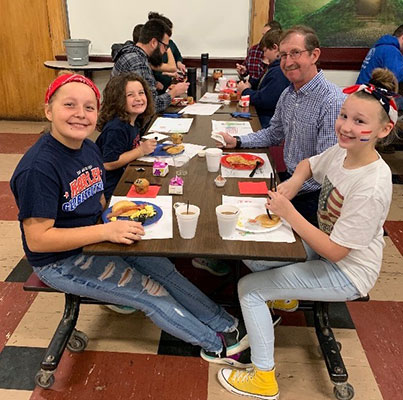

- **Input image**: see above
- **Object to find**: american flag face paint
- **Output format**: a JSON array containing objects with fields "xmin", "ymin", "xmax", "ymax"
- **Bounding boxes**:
[{"xmin": 360, "ymin": 130, "xmax": 372, "ymax": 142}]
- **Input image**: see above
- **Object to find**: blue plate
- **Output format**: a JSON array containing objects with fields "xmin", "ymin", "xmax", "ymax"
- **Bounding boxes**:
[
  {"xmin": 102, "ymin": 201, "xmax": 163, "ymax": 226},
  {"xmin": 150, "ymin": 143, "xmax": 184, "ymax": 157}
]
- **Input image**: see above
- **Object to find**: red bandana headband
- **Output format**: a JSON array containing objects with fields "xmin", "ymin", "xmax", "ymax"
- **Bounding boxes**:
[
  {"xmin": 45, "ymin": 74, "xmax": 101, "ymax": 109},
  {"xmin": 343, "ymin": 84, "xmax": 398, "ymax": 126}
]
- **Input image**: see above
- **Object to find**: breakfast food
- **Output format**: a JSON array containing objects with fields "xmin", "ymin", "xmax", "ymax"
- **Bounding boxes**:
[
  {"xmin": 226, "ymin": 155, "xmax": 257, "ymax": 167},
  {"xmin": 165, "ymin": 144, "xmax": 184, "ymax": 155},
  {"xmin": 107, "ymin": 200, "xmax": 157, "ymax": 222},
  {"xmin": 171, "ymin": 133, "xmax": 183, "ymax": 144},
  {"xmin": 254, "ymin": 213, "xmax": 281, "ymax": 228},
  {"xmin": 134, "ymin": 178, "xmax": 149, "ymax": 194},
  {"xmin": 187, "ymin": 96, "xmax": 194, "ymax": 105}
]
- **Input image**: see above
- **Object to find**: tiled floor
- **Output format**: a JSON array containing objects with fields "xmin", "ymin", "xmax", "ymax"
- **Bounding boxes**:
[{"xmin": 0, "ymin": 121, "xmax": 402, "ymax": 400}]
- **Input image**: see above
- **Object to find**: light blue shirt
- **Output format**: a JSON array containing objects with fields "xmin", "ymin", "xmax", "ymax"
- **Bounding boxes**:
[{"xmin": 240, "ymin": 70, "xmax": 346, "ymax": 193}]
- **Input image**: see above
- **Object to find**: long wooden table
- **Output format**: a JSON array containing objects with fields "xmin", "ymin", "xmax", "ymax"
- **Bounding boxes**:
[{"xmin": 84, "ymin": 81, "xmax": 306, "ymax": 262}]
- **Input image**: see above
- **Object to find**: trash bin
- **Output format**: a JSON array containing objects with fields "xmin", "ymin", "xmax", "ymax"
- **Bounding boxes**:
[{"xmin": 63, "ymin": 39, "xmax": 91, "ymax": 66}]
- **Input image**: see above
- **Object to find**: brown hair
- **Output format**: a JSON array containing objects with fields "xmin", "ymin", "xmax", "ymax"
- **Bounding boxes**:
[
  {"xmin": 97, "ymin": 73, "xmax": 155, "ymax": 131},
  {"xmin": 280, "ymin": 25, "xmax": 320, "ymax": 52},
  {"xmin": 260, "ymin": 29, "xmax": 283, "ymax": 50}
]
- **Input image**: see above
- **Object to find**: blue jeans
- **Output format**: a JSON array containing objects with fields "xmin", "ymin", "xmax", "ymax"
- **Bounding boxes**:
[
  {"xmin": 241, "ymin": 242, "xmax": 361, "ymax": 370},
  {"xmin": 33, "ymin": 254, "xmax": 236, "ymax": 352}
]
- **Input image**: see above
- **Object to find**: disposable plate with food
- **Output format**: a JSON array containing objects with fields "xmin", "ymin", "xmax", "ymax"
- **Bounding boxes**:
[
  {"xmin": 236, "ymin": 206, "xmax": 282, "ymax": 233},
  {"xmin": 150, "ymin": 143, "xmax": 185, "ymax": 157},
  {"xmin": 102, "ymin": 201, "xmax": 163, "ymax": 226},
  {"xmin": 221, "ymin": 153, "xmax": 264, "ymax": 170}
]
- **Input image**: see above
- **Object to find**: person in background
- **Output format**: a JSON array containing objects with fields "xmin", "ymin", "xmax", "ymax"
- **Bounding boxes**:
[
  {"xmin": 96, "ymin": 73, "xmax": 156, "ymax": 201},
  {"xmin": 217, "ymin": 68, "xmax": 397, "ymax": 400},
  {"xmin": 111, "ymin": 24, "xmax": 143, "ymax": 63},
  {"xmin": 356, "ymin": 24, "xmax": 403, "ymax": 85},
  {"xmin": 237, "ymin": 28, "xmax": 290, "ymax": 128},
  {"xmin": 10, "ymin": 73, "xmax": 251, "ymax": 367},
  {"xmin": 148, "ymin": 12, "xmax": 187, "ymax": 93},
  {"xmin": 195, "ymin": 26, "xmax": 346, "ymax": 275},
  {"xmin": 112, "ymin": 19, "xmax": 189, "ymax": 113},
  {"xmin": 236, "ymin": 21, "xmax": 282, "ymax": 81}
]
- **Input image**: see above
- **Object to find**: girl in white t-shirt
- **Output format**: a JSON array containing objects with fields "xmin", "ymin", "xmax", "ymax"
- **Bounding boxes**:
[{"xmin": 216, "ymin": 68, "xmax": 399, "ymax": 399}]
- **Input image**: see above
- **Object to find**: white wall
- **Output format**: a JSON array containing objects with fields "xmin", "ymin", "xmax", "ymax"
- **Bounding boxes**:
[{"xmin": 66, "ymin": 0, "xmax": 251, "ymax": 57}]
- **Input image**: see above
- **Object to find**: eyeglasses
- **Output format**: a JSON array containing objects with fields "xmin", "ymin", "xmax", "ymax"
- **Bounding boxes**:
[
  {"xmin": 279, "ymin": 49, "xmax": 309, "ymax": 60},
  {"xmin": 157, "ymin": 39, "xmax": 169, "ymax": 51}
]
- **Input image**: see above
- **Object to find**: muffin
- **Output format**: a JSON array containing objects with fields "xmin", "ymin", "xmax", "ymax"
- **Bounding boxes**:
[
  {"xmin": 171, "ymin": 133, "xmax": 183, "ymax": 144},
  {"xmin": 134, "ymin": 178, "xmax": 150, "ymax": 194}
]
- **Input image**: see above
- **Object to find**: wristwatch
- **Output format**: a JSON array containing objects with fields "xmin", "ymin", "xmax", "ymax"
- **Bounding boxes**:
[{"xmin": 234, "ymin": 136, "xmax": 242, "ymax": 149}]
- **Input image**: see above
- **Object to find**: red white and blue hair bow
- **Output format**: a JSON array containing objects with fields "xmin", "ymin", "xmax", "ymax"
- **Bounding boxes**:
[{"xmin": 343, "ymin": 84, "xmax": 398, "ymax": 126}]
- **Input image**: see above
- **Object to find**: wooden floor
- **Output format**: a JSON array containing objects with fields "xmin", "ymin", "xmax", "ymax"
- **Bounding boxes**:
[{"xmin": 0, "ymin": 120, "xmax": 402, "ymax": 400}]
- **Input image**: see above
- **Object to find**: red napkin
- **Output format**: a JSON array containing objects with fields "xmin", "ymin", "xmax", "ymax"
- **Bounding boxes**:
[
  {"xmin": 238, "ymin": 181, "xmax": 268, "ymax": 195},
  {"xmin": 126, "ymin": 185, "xmax": 161, "ymax": 198}
]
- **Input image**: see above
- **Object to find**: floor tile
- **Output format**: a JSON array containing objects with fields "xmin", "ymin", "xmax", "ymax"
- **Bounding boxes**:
[
  {"xmin": 348, "ymin": 301, "xmax": 403, "ymax": 400},
  {"xmin": 0, "ymin": 154, "xmax": 23, "ymax": 181},
  {"xmin": 29, "ymin": 352, "xmax": 208, "ymax": 400},
  {"xmin": 387, "ymin": 184, "xmax": 403, "ymax": 221},
  {"xmin": 0, "ymin": 346, "xmax": 45, "ymax": 390},
  {"xmin": 384, "ymin": 221, "xmax": 403, "ymax": 256},
  {"xmin": 0, "ymin": 389, "xmax": 32, "ymax": 400},
  {"xmin": 9, "ymin": 293, "xmax": 161, "ymax": 354},
  {"xmin": 0, "ymin": 221, "xmax": 25, "ymax": 281},
  {"xmin": 208, "ymin": 326, "xmax": 382, "ymax": 400},
  {"xmin": 0, "ymin": 120, "xmax": 46, "ymax": 134},
  {"xmin": 0, "ymin": 181, "xmax": 19, "ymax": 221},
  {"xmin": 0, "ymin": 282, "xmax": 37, "ymax": 352},
  {"xmin": 370, "ymin": 237, "xmax": 403, "ymax": 301},
  {"xmin": 0, "ymin": 133, "xmax": 39, "ymax": 154}
]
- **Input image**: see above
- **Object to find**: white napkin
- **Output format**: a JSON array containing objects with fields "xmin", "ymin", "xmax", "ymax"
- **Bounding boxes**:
[
  {"xmin": 178, "ymin": 103, "xmax": 222, "ymax": 115},
  {"xmin": 137, "ymin": 142, "xmax": 205, "ymax": 166},
  {"xmin": 221, "ymin": 196, "xmax": 296, "ymax": 243},
  {"xmin": 141, "ymin": 132, "xmax": 169, "ymax": 141},
  {"xmin": 221, "ymin": 152, "xmax": 273, "ymax": 178},
  {"xmin": 108, "ymin": 196, "xmax": 173, "ymax": 240}
]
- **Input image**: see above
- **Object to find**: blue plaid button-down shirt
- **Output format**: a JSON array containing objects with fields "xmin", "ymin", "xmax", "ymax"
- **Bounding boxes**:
[
  {"xmin": 240, "ymin": 70, "xmax": 346, "ymax": 193},
  {"xmin": 112, "ymin": 45, "xmax": 171, "ymax": 113}
]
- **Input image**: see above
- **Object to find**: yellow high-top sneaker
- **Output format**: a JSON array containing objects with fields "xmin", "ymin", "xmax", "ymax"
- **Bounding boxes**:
[
  {"xmin": 267, "ymin": 299, "xmax": 299, "ymax": 312},
  {"xmin": 218, "ymin": 366, "xmax": 279, "ymax": 399}
]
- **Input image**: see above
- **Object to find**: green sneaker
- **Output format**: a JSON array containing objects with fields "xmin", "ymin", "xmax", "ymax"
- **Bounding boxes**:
[
  {"xmin": 103, "ymin": 305, "xmax": 137, "ymax": 314},
  {"xmin": 192, "ymin": 258, "xmax": 230, "ymax": 276}
]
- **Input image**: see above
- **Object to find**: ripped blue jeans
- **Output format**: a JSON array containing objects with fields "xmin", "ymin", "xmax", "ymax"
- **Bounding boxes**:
[{"xmin": 33, "ymin": 254, "xmax": 236, "ymax": 352}]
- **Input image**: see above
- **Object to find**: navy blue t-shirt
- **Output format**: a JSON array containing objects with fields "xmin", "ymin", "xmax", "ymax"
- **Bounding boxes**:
[
  {"xmin": 96, "ymin": 117, "xmax": 141, "ymax": 200},
  {"xmin": 10, "ymin": 133, "xmax": 105, "ymax": 267}
]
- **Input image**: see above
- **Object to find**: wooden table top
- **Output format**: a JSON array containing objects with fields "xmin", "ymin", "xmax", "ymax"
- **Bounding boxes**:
[{"xmin": 84, "ymin": 81, "xmax": 306, "ymax": 262}]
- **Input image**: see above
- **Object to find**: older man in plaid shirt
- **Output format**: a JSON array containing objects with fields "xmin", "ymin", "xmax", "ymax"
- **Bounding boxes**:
[
  {"xmin": 219, "ymin": 26, "xmax": 346, "ymax": 226},
  {"xmin": 112, "ymin": 19, "xmax": 189, "ymax": 113}
]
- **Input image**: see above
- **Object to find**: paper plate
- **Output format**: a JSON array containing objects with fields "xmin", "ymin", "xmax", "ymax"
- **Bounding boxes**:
[{"xmin": 236, "ymin": 206, "xmax": 282, "ymax": 233}]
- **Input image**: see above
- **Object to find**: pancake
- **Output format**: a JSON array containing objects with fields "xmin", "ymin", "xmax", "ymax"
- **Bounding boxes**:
[{"xmin": 255, "ymin": 213, "xmax": 281, "ymax": 228}]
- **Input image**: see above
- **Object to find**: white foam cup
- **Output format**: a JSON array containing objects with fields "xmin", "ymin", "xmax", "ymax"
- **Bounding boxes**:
[
  {"xmin": 205, "ymin": 148, "xmax": 223, "ymax": 172},
  {"xmin": 216, "ymin": 204, "xmax": 240, "ymax": 238},
  {"xmin": 175, "ymin": 204, "xmax": 200, "ymax": 239}
]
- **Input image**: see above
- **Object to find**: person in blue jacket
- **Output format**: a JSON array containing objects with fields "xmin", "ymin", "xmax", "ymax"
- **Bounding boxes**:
[
  {"xmin": 356, "ymin": 24, "xmax": 403, "ymax": 85},
  {"xmin": 237, "ymin": 29, "xmax": 290, "ymax": 128}
]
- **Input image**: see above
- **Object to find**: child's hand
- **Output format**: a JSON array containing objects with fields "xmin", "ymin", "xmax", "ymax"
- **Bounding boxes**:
[
  {"xmin": 140, "ymin": 139, "xmax": 157, "ymax": 155},
  {"xmin": 266, "ymin": 190, "xmax": 295, "ymax": 219},
  {"xmin": 277, "ymin": 179, "xmax": 300, "ymax": 200},
  {"xmin": 105, "ymin": 220, "xmax": 145, "ymax": 245}
]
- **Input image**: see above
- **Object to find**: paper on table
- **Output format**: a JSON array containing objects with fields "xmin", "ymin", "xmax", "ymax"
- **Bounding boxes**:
[
  {"xmin": 108, "ymin": 195, "xmax": 173, "ymax": 240},
  {"xmin": 148, "ymin": 117, "xmax": 194, "ymax": 133},
  {"xmin": 137, "ymin": 142, "xmax": 205, "ymax": 165},
  {"xmin": 199, "ymin": 92, "xmax": 223, "ymax": 104},
  {"xmin": 238, "ymin": 181, "xmax": 268, "ymax": 195},
  {"xmin": 178, "ymin": 103, "xmax": 222, "ymax": 115},
  {"xmin": 221, "ymin": 152, "xmax": 273, "ymax": 179},
  {"xmin": 127, "ymin": 185, "xmax": 160, "ymax": 198},
  {"xmin": 222, "ymin": 196, "xmax": 295, "ymax": 243},
  {"xmin": 211, "ymin": 120, "xmax": 252, "ymax": 136},
  {"xmin": 142, "ymin": 132, "xmax": 169, "ymax": 141}
]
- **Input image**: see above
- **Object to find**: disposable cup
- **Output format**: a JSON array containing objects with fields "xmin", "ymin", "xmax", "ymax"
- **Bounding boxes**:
[
  {"xmin": 205, "ymin": 148, "xmax": 223, "ymax": 172},
  {"xmin": 216, "ymin": 205, "xmax": 240, "ymax": 238},
  {"xmin": 175, "ymin": 204, "xmax": 200, "ymax": 239},
  {"xmin": 174, "ymin": 154, "xmax": 190, "ymax": 176}
]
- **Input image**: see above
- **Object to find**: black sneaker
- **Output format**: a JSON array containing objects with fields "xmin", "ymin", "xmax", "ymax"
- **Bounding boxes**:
[
  {"xmin": 200, "ymin": 347, "xmax": 252, "ymax": 369},
  {"xmin": 219, "ymin": 319, "xmax": 249, "ymax": 356}
]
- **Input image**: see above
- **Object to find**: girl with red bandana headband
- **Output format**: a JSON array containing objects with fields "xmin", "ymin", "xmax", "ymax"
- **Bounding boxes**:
[
  {"xmin": 216, "ymin": 68, "xmax": 398, "ymax": 399},
  {"xmin": 10, "ymin": 74, "xmax": 251, "ymax": 372}
]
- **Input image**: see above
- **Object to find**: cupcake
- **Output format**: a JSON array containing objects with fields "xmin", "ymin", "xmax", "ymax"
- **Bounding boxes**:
[{"xmin": 134, "ymin": 178, "xmax": 150, "ymax": 194}]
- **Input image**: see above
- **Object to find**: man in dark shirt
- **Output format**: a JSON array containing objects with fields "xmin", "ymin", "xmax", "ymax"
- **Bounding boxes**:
[{"xmin": 112, "ymin": 19, "xmax": 188, "ymax": 113}]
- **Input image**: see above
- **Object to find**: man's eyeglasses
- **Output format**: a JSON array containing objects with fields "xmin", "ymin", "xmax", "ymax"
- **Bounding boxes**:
[
  {"xmin": 157, "ymin": 39, "xmax": 169, "ymax": 51},
  {"xmin": 279, "ymin": 49, "xmax": 309, "ymax": 60}
]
